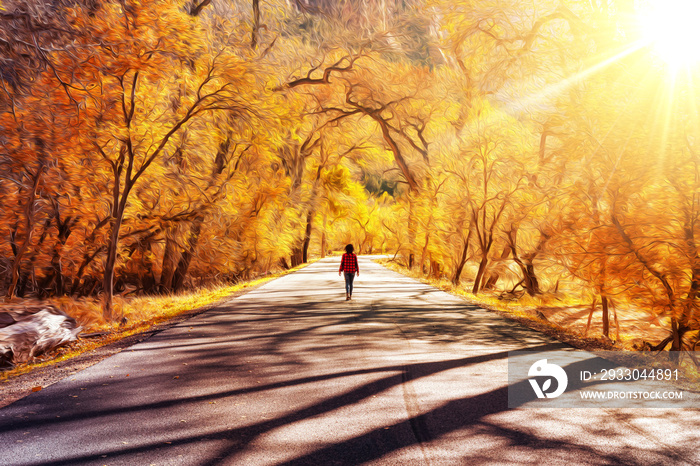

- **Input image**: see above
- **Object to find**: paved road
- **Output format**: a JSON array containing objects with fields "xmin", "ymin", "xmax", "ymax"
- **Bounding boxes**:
[{"xmin": 1, "ymin": 257, "xmax": 698, "ymax": 465}]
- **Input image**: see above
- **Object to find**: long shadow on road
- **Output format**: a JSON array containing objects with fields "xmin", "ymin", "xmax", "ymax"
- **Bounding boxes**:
[
  {"xmin": 1, "ymin": 258, "xmax": 698, "ymax": 465},
  {"xmin": 3, "ymin": 345, "xmax": 567, "ymax": 465},
  {"xmin": 8, "ymin": 347, "xmax": 691, "ymax": 466}
]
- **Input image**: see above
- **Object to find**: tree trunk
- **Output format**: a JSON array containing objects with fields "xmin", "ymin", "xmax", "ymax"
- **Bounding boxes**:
[
  {"xmin": 103, "ymin": 177, "xmax": 134, "ymax": 321},
  {"xmin": 321, "ymin": 213, "xmax": 327, "ymax": 258},
  {"xmin": 611, "ymin": 298, "xmax": 620, "ymax": 340},
  {"xmin": 16, "ymin": 272, "xmax": 29, "ymax": 298},
  {"xmin": 9, "ymin": 223, "xmax": 19, "ymax": 257},
  {"xmin": 483, "ymin": 246, "xmax": 510, "ymax": 290},
  {"xmin": 40, "ymin": 212, "xmax": 74, "ymax": 296},
  {"xmin": 160, "ymin": 230, "xmax": 179, "ymax": 292},
  {"xmin": 507, "ymin": 227, "xmax": 542, "ymax": 296},
  {"xmin": 683, "ymin": 217, "xmax": 700, "ymax": 301},
  {"xmin": 6, "ymin": 165, "xmax": 43, "ymax": 299},
  {"xmin": 103, "ymin": 212, "xmax": 124, "ymax": 321},
  {"xmin": 189, "ymin": 0, "xmax": 213, "ymax": 16},
  {"xmin": 687, "ymin": 261, "xmax": 700, "ymax": 300},
  {"xmin": 669, "ymin": 317, "xmax": 683, "ymax": 364},
  {"xmin": 419, "ymin": 232, "xmax": 430, "ymax": 275},
  {"xmin": 359, "ymin": 232, "xmax": 369, "ymax": 255},
  {"xmin": 71, "ymin": 247, "xmax": 104, "ymax": 296},
  {"xmin": 671, "ymin": 317, "xmax": 681, "ymax": 351},
  {"xmin": 302, "ymin": 209, "xmax": 314, "ymax": 264},
  {"xmin": 430, "ymin": 259, "xmax": 441, "ymax": 278},
  {"xmin": 452, "ymin": 231, "xmax": 471, "ymax": 285},
  {"xmin": 407, "ymin": 196, "xmax": 416, "ymax": 268},
  {"xmin": 172, "ymin": 216, "xmax": 204, "ymax": 292},
  {"xmin": 48, "ymin": 250, "xmax": 64, "ymax": 296},
  {"xmin": 472, "ymin": 255, "xmax": 488, "ymax": 294},
  {"xmin": 251, "ymin": 0, "xmax": 260, "ymax": 49},
  {"xmin": 290, "ymin": 247, "xmax": 303, "ymax": 267},
  {"xmin": 166, "ymin": 134, "xmax": 232, "ymax": 293},
  {"xmin": 601, "ymin": 295, "xmax": 610, "ymax": 338},
  {"xmin": 524, "ymin": 262, "xmax": 541, "ymax": 296},
  {"xmin": 511, "ymin": 255, "xmax": 541, "ymax": 296},
  {"xmin": 585, "ymin": 297, "xmax": 598, "ymax": 336}
]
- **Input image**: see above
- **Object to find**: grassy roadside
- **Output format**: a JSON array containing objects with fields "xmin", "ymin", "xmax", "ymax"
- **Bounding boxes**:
[
  {"xmin": 375, "ymin": 258, "xmax": 624, "ymax": 351},
  {"xmin": 1, "ymin": 261, "xmax": 314, "ymax": 383},
  {"xmin": 376, "ymin": 258, "xmax": 700, "ymax": 388}
]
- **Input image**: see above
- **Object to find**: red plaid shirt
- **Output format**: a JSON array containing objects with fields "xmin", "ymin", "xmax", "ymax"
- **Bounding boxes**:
[{"xmin": 339, "ymin": 253, "xmax": 359, "ymax": 273}]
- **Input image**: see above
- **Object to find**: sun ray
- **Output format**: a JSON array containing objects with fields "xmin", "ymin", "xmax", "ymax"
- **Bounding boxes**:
[
  {"xmin": 659, "ymin": 70, "xmax": 677, "ymax": 172},
  {"xmin": 501, "ymin": 41, "xmax": 649, "ymax": 117}
]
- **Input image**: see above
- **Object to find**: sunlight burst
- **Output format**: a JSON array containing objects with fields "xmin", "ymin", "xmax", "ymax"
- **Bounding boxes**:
[{"xmin": 638, "ymin": 0, "xmax": 700, "ymax": 68}]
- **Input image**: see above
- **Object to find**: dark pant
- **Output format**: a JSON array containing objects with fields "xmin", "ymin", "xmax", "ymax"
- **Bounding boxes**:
[{"xmin": 344, "ymin": 272, "xmax": 355, "ymax": 295}]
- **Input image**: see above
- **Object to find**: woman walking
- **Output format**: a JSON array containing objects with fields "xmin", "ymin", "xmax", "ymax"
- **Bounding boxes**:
[{"xmin": 339, "ymin": 244, "xmax": 359, "ymax": 300}]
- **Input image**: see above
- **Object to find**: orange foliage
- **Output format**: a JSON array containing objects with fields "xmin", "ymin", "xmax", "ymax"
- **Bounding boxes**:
[{"xmin": 1, "ymin": 0, "xmax": 699, "ymax": 354}]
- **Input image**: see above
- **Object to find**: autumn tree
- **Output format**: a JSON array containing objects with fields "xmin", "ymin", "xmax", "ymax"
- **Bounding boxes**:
[{"xmin": 0, "ymin": 1, "xmax": 263, "ymax": 317}]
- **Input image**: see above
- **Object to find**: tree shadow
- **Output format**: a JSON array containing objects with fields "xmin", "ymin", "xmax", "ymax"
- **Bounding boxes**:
[
  {"xmin": 1, "ymin": 259, "xmax": 698, "ymax": 465},
  {"xmin": 8, "ymin": 351, "xmax": 695, "ymax": 465}
]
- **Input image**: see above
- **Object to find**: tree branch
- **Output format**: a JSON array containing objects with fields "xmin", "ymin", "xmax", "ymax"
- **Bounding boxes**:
[{"xmin": 189, "ymin": 0, "xmax": 213, "ymax": 17}]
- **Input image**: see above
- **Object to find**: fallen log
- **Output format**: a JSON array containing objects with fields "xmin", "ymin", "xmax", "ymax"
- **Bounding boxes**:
[{"xmin": 0, "ymin": 305, "xmax": 81, "ymax": 370}]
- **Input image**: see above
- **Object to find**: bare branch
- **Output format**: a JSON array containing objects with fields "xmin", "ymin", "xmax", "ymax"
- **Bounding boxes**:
[
  {"xmin": 280, "ymin": 55, "xmax": 358, "ymax": 90},
  {"xmin": 189, "ymin": 0, "xmax": 213, "ymax": 17}
]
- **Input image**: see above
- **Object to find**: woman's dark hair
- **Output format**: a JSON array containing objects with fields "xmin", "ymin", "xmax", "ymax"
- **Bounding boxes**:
[{"xmin": 345, "ymin": 244, "xmax": 354, "ymax": 254}]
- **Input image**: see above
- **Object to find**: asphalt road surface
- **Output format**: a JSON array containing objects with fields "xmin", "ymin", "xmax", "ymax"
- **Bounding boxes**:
[{"xmin": 1, "ymin": 257, "xmax": 699, "ymax": 465}]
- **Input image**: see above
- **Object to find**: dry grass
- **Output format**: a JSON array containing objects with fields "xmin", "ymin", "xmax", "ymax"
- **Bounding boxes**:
[
  {"xmin": 376, "ymin": 258, "xmax": 643, "ymax": 349},
  {"xmin": 378, "ymin": 259, "xmax": 575, "ymax": 311},
  {"xmin": 380, "ymin": 260, "xmax": 699, "ymax": 383},
  {"xmin": 0, "ymin": 263, "xmax": 311, "ymax": 381}
]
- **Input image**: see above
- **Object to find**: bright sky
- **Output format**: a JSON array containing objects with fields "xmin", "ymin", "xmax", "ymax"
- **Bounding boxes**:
[{"xmin": 637, "ymin": 0, "xmax": 700, "ymax": 69}]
